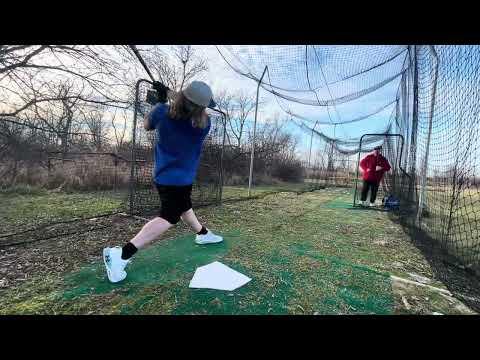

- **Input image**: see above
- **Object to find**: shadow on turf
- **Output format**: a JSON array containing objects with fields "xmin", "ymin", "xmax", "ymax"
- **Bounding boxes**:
[
  {"xmin": 347, "ymin": 205, "xmax": 393, "ymax": 213},
  {"xmin": 346, "ymin": 202, "xmax": 480, "ymax": 312},
  {"xmin": 388, "ymin": 213, "xmax": 480, "ymax": 313}
]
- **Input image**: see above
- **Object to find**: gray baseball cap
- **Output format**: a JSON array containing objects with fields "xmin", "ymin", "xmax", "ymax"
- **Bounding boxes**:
[{"xmin": 183, "ymin": 81, "xmax": 216, "ymax": 108}]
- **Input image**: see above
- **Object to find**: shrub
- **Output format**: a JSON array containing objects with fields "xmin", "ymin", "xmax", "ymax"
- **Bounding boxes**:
[
  {"xmin": 0, "ymin": 183, "xmax": 47, "ymax": 196},
  {"xmin": 271, "ymin": 160, "xmax": 305, "ymax": 183}
]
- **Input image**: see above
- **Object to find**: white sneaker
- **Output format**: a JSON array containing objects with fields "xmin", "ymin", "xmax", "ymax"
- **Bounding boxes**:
[
  {"xmin": 369, "ymin": 202, "xmax": 375, "ymax": 207},
  {"xmin": 195, "ymin": 230, "xmax": 223, "ymax": 245},
  {"xmin": 103, "ymin": 247, "xmax": 130, "ymax": 283}
]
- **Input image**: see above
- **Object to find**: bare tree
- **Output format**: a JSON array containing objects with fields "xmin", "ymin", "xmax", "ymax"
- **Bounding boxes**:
[
  {"xmin": 216, "ymin": 89, "xmax": 260, "ymax": 148},
  {"xmin": 0, "ymin": 45, "xmax": 131, "ymax": 118},
  {"xmin": 144, "ymin": 46, "xmax": 208, "ymax": 92},
  {"xmin": 215, "ymin": 90, "xmax": 235, "ymax": 146},
  {"xmin": 83, "ymin": 106, "xmax": 109, "ymax": 151},
  {"xmin": 326, "ymin": 141, "xmax": 335, "ymax": 172},
  {"xmin": 28, "ymin": 81, "xmax": 83, "ymax": 156},
  {"xmin": 111, "ymin": 109, "xmax": 128, "ymax": 153},
  {"xmin": 231, "ymin": 92, "xmax": 257, "ymax": 147}
]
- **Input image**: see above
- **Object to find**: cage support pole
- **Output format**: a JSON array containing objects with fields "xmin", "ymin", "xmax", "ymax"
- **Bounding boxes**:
[
  {"xmin": 215, "ymin": 110, "xmax": 227, "ymax": 204},
  {"xmin": 353, "ymin": 136, "xmax": 364, "ymax": 207},
  {"xmin": 409, "ymin": 45, "xmax": 420, "ymax": 210},
  {"xmin": 248, "ymin": 66, "xmax": 268, "ymax": 197},
  {"xmin": 129, "ymin": 79, "xmax": 151, "ymax": 215},
  {"xmin": 308, "ymin": 120, "xmax": 318, "ymax": 169},
  {"xmin": 416, "ymin": 46, "xmax": 439, "ymax": 227}
]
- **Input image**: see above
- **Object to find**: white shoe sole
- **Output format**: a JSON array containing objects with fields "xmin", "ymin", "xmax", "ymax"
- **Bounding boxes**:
[
  {"xmin": 195, "ymin": 237, "xmax": 224, "ymax": 245},
  {"xmin": 103, "ymin": 248, "xmax": 126, "ymax": 283}
]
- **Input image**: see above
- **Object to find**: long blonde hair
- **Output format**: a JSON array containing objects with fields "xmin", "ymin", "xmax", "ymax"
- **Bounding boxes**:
[{"xmin": 168, "ymin": 92, "xmax": 209, "ymax": 129}]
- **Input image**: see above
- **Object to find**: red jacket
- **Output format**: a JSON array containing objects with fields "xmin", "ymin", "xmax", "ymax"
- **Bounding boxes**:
[{"xmin": 360, "ymin": 153, "xmax": 391, "ymax": 183}]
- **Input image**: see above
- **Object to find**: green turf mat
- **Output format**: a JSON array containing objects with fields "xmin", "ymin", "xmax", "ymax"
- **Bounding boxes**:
[
  {"xmin": 59, "ymin": 229, "xmax": 394, "ymax": 314},
  {"xmin": 63, "ymin": 231, "xmax": 240, "ymax": 300}
]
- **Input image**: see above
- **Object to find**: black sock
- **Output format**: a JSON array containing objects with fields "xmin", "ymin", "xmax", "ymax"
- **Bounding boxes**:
[
  {"xmin": 197, "ymin": 226, "xmax": 208, "ymax": 235},
  {"xmin": 121, "ymin": 242, "xmax": 138, "ymax": 260}
]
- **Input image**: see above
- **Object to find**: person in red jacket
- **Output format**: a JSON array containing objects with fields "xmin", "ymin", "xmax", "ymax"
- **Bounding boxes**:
[{"xmin": 359, "ymin": 145, "xmax": 391, "ymax": 207}]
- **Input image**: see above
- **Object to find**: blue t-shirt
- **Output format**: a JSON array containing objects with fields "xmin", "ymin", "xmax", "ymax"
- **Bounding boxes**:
[{"xmin": 149, "ymin": 104, "xmax": 211, "ymax": 186}]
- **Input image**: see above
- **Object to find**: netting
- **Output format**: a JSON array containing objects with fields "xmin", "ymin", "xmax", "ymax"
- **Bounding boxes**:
[
  {"xmin": 383, "ymin": 46, "xmax": 480, "ymax": 277},
  {"xmin": 215, "ymin": 46, "xmax": 405, "ymax": 197},
  {"xmin": 0, "ymin": 79, "xmax": 226, "ymax": 245},
  {"xmin": 218, "ymin": 45, "xmax": 407, "ymax": 93},
  {"xmin": 129, "ymin": 80, "xmax": 226, "ymax": 215},
  {"xmin": 350, "ymin": 133, "xmax": 409, "ymax": 208},
  {"xmin": 2, "ymin": 45, "xmax": 480, "ymax": 286},
  {"xmin": 0, "ymin": 117, "xmax": 130, "ymax": 246},
  {"xmin": 286, "ymin": 99, "xmax": 397, "ymax": 126},
  {"xmin": 219, "ymin": 45, "xmax": 480, "ymax": 281}
]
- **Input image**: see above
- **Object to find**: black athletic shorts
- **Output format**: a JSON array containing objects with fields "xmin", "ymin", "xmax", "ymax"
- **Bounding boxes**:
[{"xmin": 155, "ymin": 183, "xmax": 193, "ymax": 225}]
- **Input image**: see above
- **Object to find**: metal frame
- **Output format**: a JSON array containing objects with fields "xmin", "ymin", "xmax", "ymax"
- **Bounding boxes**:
[
  {"xmin": 248, "ymin": 66, "xmax": 268, "ymax": 197},
  {"xmin": 353, "ymin": 133, "xmax": 409, "ymax": 207},
  {"xmin": 129, "ymin": 78, "xmax": 152, "ymax": 215},
  {"xmin": 416, "ymin": 45, "xmax": 439, "ymax": 226},
  {"xmin": 408, "ymin": 45, "xmax": 419, "ymax": 208},
  {"xmin": 308, "ymin": 119, "xmax": 319, "ymax": 168}
]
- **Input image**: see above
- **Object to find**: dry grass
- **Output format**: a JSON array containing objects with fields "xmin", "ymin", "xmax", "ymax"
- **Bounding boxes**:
[{"xmin": 1, "ymin": 157, "xmax": 131, "ymax": 192}]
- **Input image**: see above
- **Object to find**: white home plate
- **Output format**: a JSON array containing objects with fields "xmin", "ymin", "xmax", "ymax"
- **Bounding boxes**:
[{"xmin": 189, "ymin": 261, "xmax": 251, "ymax": 291}]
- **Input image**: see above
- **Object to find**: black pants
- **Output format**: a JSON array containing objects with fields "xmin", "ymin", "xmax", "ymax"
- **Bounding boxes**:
[
  {"xmin": 155, "ymin": 183, "xmax": 193, "ymax": 225},
  {"xmin": 360, "ymin": 180, "xmax": 379, "ymax": 203}
]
